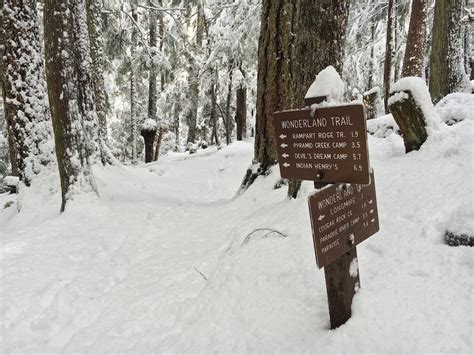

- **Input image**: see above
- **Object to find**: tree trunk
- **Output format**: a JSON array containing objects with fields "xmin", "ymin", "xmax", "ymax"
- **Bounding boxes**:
[
  {"xmin": 130, "ymin": 0, "xmax": 138, "ymax": 163},
  {"xmin": 142, "ymin": 129, "xmax": 156, "ymax": 163},
  {"xmin": 186, "ymin": 2, "xmax": 204, "ymax": 144},
  {"xmin": 236, "ymin": 85, "xmax": 247, "ymax": 141},
  {"xmin": 367, "ymin": 21, "xmax": 376, "ymax": 90},
  {"xmin": 402, "ymin": 0, "xmax": 427, "ymax": 77},
  {"xmin": 363, "ymin": 89, "xmax": 379, "ymax": 120},
  {"xmin": 286, "ymin": 0, "xmax": 349, "ymax": 198},
  {"xmin": 225, "ymin": 67, "xmax": 233, "ymax": 145},
  {"xmin": 383, "ymin": 0, "xmax": 395, "ymax": 113},
  {"xmin": 142, "ymin": 1, "xmax": 158, "ymax": 163},
  {"xmin": 2, "ymin": 0, "xmax": 55, "ymax": 186},
  {"xmin": 210, "ymin": 73, "xmax": 219, "ymax": 146},
  {"xmin": 429, "ymin": 0, "xmax": 469, "ymax": 103},
  {"xmin": 153, "ymin": 126, "xmax": 165, "ymax": 161},
  {"xmin": 393, "ymin": 5, "xmax": 400, "ymax": 83},
  {"xmin": 44, "ymin": 0, "xmax": 101, "ymax": 211},
  {"xmin": 0, "ymin": 0, "xmax": 17, "ymax": 177},
  {"xmin": 173, "ymin": 102, "xmax": 180, "ymax": 152},
  {"xmin": 388, "ymin": 90, "xmax": 428, "ymax": 153},
  {"xmin": 86, "ymin": 0, "xmax": 108, "ymax": 144},
  {"xmin": 242, "ymin": 0, "xmax": 349, "ymax": 196},
  {"xmin": 245, "ymin": 0, "xmax": 297, "ymax": 191}
]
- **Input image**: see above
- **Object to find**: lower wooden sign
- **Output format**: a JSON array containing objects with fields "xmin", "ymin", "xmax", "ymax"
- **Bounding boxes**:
[{"xmin": 308, "ymin": 171, "xmax": 379, "ymax": 268}]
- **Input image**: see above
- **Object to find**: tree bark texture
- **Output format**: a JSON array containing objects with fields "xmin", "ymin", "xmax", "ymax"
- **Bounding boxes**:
[
  {"xmin": 2, "ymin": 0, "xmax": 55, "ymax": 186},
  {"xmin": 383, "ymin": 0, "xmax": 395, "ymax": 113},
  {"xmin": 245, "ymin": 0, "xmax": 349, "ymax": 196},
  {"xmin": 186, "ymin": 2, "xmax": 204, "ymax": 144},
  {"xmin": 287, "ymin": 0, "xmax": 349, "ymax": 198},
  {"xmin": 402, "ymin": 0, "xmax": 427, "ymax": 77},
  {"xmin": 86, "ymin": 0, "xmax": 108, "ymax": 143},
  {"xmin": 367, "ymin": 21, "xmax": 376, "ymax": 90},
  {"xmin": 0, "ymin": 0, "xmax": 18, "ymax": 177},
  {"xmin": 130, "ymin": 0, "xmax": 138, "ymax": 163},
  {"xmin": 429, "ymin": 0, "xmax": 469, "ymax": 103},
  {"xmin": 148, "ymin": 0, "xmax": 158, "ymax": 122},
  {"xmin": 225, "ymin": 68, "xmax": 233, "ymax": 145},
  {"xmin": 388, "ymin": 90, "xmax": 428, "ymax": 153},
  {"xmin": 141, "ymin": 128, "xmax": 156, "ymax": 163},
  {"xmin": 363, "ymin": 89, "xmax": 379, "ymax": 121},
  {"xmin": 44, "ymin": 0, "xmax": 100, "ymax": 211},
  {"xmin": 210, "ymin": 77, "xmax": 219, "ymax": 146},
  {"xmin": 236, "ymin": 86, "xmax": 247, "ymax": 141},
  {"xmin": 141, "ymin": 1, "xmax": 158, "ymax": 164},
  {"xmin": 153, "ymin": 126, "xmax": 165, "ymax": 161}
]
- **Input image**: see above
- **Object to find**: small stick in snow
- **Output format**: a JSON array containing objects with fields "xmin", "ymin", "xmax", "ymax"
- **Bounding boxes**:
[
  {"xmin": 193, "ymin": 266, "xmax": 208, "ymax": 281},
  {"xmin": 241, "ymin": 228, "xmax": 288, "ymax": 246}
]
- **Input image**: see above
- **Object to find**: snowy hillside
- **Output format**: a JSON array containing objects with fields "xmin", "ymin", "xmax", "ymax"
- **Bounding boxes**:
[{"xmin": 1, "ymin": 109, "xmax": 473, "ymax": 353}]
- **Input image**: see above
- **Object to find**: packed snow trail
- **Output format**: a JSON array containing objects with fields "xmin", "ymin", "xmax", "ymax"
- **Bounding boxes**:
[{"xmin": 1, "ymin": 113, "xmax": 473, "ymax": 353}]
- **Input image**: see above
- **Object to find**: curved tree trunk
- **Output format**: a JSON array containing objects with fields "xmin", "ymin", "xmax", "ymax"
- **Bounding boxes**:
[
  {"xmin": 402, "ymin": 0, "xmax": 427, "ymax": 77},
  {"xmin": 44, "ymin": 0, "xmax": 100, "ymax": 211},
  {"xmin": 2, "ymin": 0, "xmax": 55, "ymax": 186},
  {"xmin": 429, "ymin": 0, "xmax": 469, "ymax": 103}
]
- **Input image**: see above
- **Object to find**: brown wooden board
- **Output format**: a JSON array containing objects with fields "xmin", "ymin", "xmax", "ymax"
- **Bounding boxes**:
[
  {"xmin": 273, "ymin": 104, "xmax": 370, "ymax": 184},
  {"xmin": 308, "ymin": 171, "xmax": 379, "ymax": 268}
]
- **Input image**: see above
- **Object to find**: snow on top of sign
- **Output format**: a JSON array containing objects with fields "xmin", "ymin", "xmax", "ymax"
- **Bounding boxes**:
[
  {"xmin": 388, "ymin": 77, "xmax": 442, "ymax": 132},
  {"xmin": 305, "ymin": 66, "xmax": 344, "ymax": 103}
]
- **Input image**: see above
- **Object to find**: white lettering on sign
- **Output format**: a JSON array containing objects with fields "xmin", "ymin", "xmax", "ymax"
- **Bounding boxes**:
[
  {"xmin": 292, "ymin": 132, "xmax": 316, "ymax": 139},
  {"xmin": 321, "ymin": 239, "xmax": 340, "ymax": 253},
  {"xmin": 293, "ymin": 142, "xmax": 313, "ymax": 149},
  {"xmin": 281, "ymin": 117, "xmax": 327, "ymax": 129},
  {"xmin": 296, "ymin": 163, "xmax": 313, "ymax": 169},
  {"xmin": 317, "ymin": 186, "xmax": 355, "ymax": 210},
  {"xmin": 273, "ymin": 104, "xmax": 370, "ymax": 184},
  {"xmin": 330, "ymin": 116, "xmax": 353, "ymax": 126}
]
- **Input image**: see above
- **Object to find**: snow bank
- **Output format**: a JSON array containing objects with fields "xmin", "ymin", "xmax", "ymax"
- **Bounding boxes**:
[
  {"xmin": 435, "ymin": 93, "xmax": 474, "ymax": 125},
  {"xmin": 366, "ymin": 114, "xmax": 399, "ymax": 138},
  {"xmin": 1, "ymin": 122, "xmax": 473, "ymax": 353},
  {"xmin": 4, "ymin": 176, "xmax": 19, "ymax": 187},
  {"xmin": 388, "ymin": 77, "xmax": 442, "ymax": 132},
  {"xmin": 305, "ymin": 66, "xmax": 344, "ymax": 103}
]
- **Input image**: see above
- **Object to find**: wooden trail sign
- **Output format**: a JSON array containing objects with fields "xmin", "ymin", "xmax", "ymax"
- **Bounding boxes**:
[
  {"xmin": 273, "ymin": 104, "xmax": 370, "ymax": 184},
  {"xmin": 308, "ymin": 171, "xmax": 379, "ymax": 268}
]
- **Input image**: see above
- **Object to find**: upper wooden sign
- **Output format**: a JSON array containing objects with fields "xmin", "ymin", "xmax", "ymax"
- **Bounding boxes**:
[{"xmin": 273, "ymin": 104, "xmax": 370, "ymax": 184}]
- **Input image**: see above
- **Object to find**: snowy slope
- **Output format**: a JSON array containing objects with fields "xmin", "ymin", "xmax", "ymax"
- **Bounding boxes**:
[{"xmin": 1, "ymin": 116, "xmax": 473, "ymax": 353}]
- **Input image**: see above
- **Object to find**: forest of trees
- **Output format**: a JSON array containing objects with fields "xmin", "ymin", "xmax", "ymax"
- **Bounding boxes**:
[{"xmin": 0, "ymin": 0, "xmax": 472, "ymax": 210}]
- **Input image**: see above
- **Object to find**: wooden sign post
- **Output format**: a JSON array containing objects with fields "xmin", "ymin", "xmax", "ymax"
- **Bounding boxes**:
[{"xmin": 273, "ymin": 97, "xmax": 379, "ymax": 329}]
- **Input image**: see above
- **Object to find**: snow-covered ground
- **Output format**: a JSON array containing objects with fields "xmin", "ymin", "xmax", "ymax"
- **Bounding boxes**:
[{"xmin": 1, "ymin": 102, "xmax": 473, "ymax": 353}]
